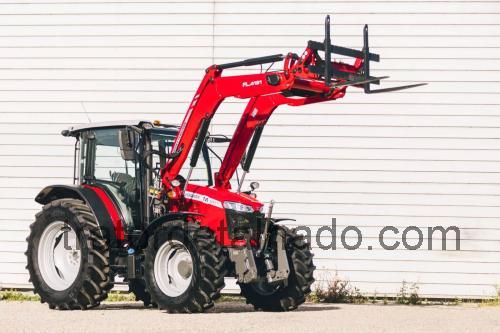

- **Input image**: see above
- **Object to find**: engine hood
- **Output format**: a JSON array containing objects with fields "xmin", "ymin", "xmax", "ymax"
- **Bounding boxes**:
[{"xmin": 184, "ymin": 183, "xmax": 263, "ymax": 212}]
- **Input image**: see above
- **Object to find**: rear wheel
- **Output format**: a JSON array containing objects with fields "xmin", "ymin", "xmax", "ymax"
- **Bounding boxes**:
[
  {"xmin": 143, "ymin": 221, "xmax": 227, "ymax": 313},
  {"xmin": 240, "ymin": 226, "xmax": 315, "ymax": 311},
  {"xmin": 26, "ymin": 199, "xmax": 113, "ymax": 310}
]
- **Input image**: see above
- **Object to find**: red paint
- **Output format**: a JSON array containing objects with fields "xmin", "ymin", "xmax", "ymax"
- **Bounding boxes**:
[
  {"xmin": 183, "ymin": 183, "xmax": 262, "ymax": 247},
  {"xmin": 83, "ymin": 185, "xmax": 125, "ymax": 241},
  {"xmin": 157, "ymin": 42, "xmax": 368, "ymax": 246},
  {"xmin": 81, "ymin": 28, "xmax": 395, "ymax": 247},
  {"xmin": 161, "ymin": 48, "xmax": 362, "ymax": 192}
]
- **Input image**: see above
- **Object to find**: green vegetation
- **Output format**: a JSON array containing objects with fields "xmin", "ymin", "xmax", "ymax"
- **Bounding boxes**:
[
  {"xmin": 307, "ymin": 274, "xmax": 352, "ymax": 303},
  {"xmin": 481, "ymin": 298, "xmax": 500, "ymax": 307},
  {"xmin": 3, "ymin": 283, "xmax": 499, "ymax": 306},
  {"xmin": 0, "ymin": 289, "xmax": 245, "ymax": 303},
  {"xmin": 480, "ymin": 286, "xmax": 500, "ymax": 307},
  {"xmin": 396, "ymin": 281, "xmax": 421, "ymax": 305},
  {"xmin": 307, "ymin": 274, "xmax": 368, "ymax": 304},
  {"xmin": 308, "ymin": 279, "xmax": 500, "ymax": 306},
  {"xmin": 105, "ymin": 291, "xmax": 137, "ymax": 302},
  {"xmin": 216, "ymin": 295, "xmax": 245, "ymax": 303},
  {"xmin": 0, "ymin": 290, "xmax": 40, "ymax": 302}
]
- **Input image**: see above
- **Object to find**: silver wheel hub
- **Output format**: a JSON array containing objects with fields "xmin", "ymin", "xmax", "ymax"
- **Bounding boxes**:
[
  {"xmin": 154, "ymin": 240, "xmax": 193, "ymax": 297},
  {"xmin": 38, "ymin": 221, "xmax": 81, "ymax": 291}
]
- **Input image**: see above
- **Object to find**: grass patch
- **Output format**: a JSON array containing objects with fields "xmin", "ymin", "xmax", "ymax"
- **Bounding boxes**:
[
  {"xmin": 307, "ymin": 274, "xmax": 368, "ymax": 304},
  {"xmin": 0, "ymin": 290, "xmax": 137, "ymax": 303},
  {"xmin": 104, "ymin": 292, "xmax": 245, "ymax": 303},
  {"xmin": 307, "ymin": 279, "xmax": 498, "ymax": 306},
  {"xmin": 216, "ymin": 295, "xmax": 245, "ymax": 303},
  {"xmin": 480, "ymin": 299, "xmax": 500, "ymax": 307},
  {"xmin": 0, "ymin": 289, "xmax": 245, "ymax": 303},
  {"xmin": 396, "ymin": 281, "xmax": 421, "ymax": 305},
  {"xmin": 0, "ymin": 290, "xmax": 40, "ymax": 302},
  {"xmin": 104, "ymin": 291, "xmax": 137, "ymax": 302},
  {"xmin": 306, "ymin": 278, "xmax": 480, "ymax": 306},
  {"xmin": 480, "ymin": 286, "xmax": 500, "ymax": 307}
]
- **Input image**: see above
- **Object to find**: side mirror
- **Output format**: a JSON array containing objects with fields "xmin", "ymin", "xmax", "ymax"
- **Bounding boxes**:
[
  {"xmin": 207, "ymin": 135, "xmax": 231, "ymax": 143},
  {"xmin": 250, "ymin": 182, "xmax": 260, "ymax": 191},
  {"xmin": 119, "ymin": 128, "xmax": 135, "ymax": 161},
  {"xmin": 158, "ymin": 140, "xmax": 167, "ymax": 168}
]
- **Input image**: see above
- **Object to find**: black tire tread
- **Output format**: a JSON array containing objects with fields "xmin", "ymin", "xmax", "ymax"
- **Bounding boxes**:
[
  {"xmin": 128, "ymin": 279, "xmax": 155, "ymax": 307},
  {"xmin": 26, "ymin": 198, "xmax": 113, "ymax": 310},
  {"xmin": 239, "ymin": 226, "xmax": 315, "ymax": 312},
  {"xmin": 144, "ymin": 221, "xmax": 228, "ymax": 313}
]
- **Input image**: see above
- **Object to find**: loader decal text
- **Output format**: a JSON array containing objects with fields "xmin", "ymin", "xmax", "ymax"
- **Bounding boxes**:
[
  {"xmin": 184, "ymin": 191, "xmax": 223, "ymax": 208},
  {"xmin": 242, "ymin": 80, "xmax": 263, "ymax": 88}
]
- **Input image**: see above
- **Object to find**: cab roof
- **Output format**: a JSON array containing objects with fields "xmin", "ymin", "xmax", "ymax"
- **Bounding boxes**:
[{"xmin": 62, "ymin": 120, "xmax": 178, "ymax": 137}]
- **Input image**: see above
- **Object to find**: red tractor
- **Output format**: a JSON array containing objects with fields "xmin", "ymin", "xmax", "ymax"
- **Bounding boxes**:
[{"xmin": 26, "ymin": 16, "xmax": 423, "ymax": 312}]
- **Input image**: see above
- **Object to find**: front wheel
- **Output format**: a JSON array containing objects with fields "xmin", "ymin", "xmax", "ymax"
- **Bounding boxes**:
[
  {"xmin": 240, "ymin": 226, "xmax": 315, "ymax": 311},
  {"xmin": 143, "ymin": 221, "xmax": 228, "ymax": 313},
  {"xmin": 128, "ymin": 279, "xmax": 156, "ymax": 307}
]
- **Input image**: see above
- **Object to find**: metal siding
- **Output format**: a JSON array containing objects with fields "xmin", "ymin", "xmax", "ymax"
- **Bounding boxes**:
[{"xmin": 0, "ymin": 0, "xmax": 499, "ymax": 298}]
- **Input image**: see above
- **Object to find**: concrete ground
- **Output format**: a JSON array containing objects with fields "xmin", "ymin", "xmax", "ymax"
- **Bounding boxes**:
[{"xmin": 1, "ymin": 301, "xmax": 499, "ymax": 333}]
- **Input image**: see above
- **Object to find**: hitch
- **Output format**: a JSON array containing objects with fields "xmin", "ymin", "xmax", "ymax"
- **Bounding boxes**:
[
  {"xmin": 228, "ymin": 244, "xmax": 258, "ymax": 284},
  {"xmin": 230, "ymin": 200, "xmax": 290, "ymax": 284},
  {"xmin": 264, "ymin": 227, "xmax": 290, "ymax": 284}
]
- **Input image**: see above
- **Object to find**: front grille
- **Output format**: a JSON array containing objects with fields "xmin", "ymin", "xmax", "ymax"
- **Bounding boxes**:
[{"xmin": 225, "ymin": 210, "xmax": 265, "ymax": 240}]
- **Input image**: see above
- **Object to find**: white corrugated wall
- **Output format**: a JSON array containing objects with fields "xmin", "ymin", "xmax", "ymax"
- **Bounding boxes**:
[{"xmin": 0, "ymin": 0, "xmax": 499, "ymax": 298}]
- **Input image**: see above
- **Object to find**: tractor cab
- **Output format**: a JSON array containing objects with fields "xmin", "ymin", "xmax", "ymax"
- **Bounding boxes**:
[{"xmin": 63, "ymin": 120, "xmax": 215, "ymax": 234}]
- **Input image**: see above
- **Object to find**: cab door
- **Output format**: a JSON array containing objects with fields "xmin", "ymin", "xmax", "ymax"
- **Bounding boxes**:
[{"xmin": 80, "ymin": 127, "xmax": 141, "ymax": 232}]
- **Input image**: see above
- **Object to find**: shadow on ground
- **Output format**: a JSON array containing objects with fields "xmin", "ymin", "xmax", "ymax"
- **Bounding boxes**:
[
  {"xmin": 95, "ymin": 302, "xmax": 338, "ymax": 313},
  {"xmin": 211, "ymin": 302, "xmax": 338, "ymax": 313}
]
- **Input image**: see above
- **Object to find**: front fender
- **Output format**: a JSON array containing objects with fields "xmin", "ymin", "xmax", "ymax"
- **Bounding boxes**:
[{"xmin": 134, "ymin": 212, "xmax": 202, "ymax": 249}]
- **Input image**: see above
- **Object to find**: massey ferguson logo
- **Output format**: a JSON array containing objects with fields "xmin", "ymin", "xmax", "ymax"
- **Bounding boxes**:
[{"xmin": 242, "ymin": 80, "xmax": 263, "ymax": 88}]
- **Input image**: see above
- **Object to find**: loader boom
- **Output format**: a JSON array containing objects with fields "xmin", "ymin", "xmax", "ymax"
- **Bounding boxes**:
[
  {"xmin": 160, "ymin": 65, "xmax": 292, "ymax": 188},
  {"xmin": 162, "ymin": 14, "xmax": 425, "ymax": 194}
]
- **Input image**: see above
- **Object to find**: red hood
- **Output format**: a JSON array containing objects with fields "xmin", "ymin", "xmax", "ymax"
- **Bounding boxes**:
[{"xmin": 185, "ymin": 183, "xmax": 263, "ymax": 212}]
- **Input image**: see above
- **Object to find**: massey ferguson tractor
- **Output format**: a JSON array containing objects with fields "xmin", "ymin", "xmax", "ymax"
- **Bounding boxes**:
[{"xmin": 26, "ymin": 16, "xmax": 423, "ymax": 312}]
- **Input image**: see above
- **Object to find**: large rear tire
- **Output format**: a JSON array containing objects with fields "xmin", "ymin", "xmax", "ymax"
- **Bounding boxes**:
[
  {"xmin": 239, "ymin": 226, "xmax": 315, "ymax": 311},
  {"xmin": 26, "ymin": 199, "xmax": 113, "ymax": 310},
  {"xmin": 143, "ymin": 221, "xmax": 227, "ymax": 313}
]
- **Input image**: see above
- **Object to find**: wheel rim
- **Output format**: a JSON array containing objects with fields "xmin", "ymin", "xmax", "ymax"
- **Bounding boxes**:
[
  {"xmin": 37, "ymin": 221, "xmax": 81, "ymax": 291},
  {"xmin": 154, "ymin": 240, "xmax": 193, "ymax": 297}
]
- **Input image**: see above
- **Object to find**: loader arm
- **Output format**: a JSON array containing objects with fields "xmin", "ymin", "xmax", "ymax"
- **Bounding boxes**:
[
  {"xmin": 163, "ymin": 14, "xmax": 425, "ymax": 194},
  {"xmin": 214, "ymin": 86, "xmax": 349, "ymax": 190},
  {"xmin": 161, "ymin": 62, "xmax": 293, "ymax": 190}
]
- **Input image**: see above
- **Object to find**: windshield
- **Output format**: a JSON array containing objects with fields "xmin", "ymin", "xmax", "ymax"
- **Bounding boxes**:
[{"xmin": 149, "ymin": 129, "xmax": 212, "ymax": 186}]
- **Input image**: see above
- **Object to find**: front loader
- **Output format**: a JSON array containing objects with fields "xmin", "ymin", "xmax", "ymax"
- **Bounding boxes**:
[{"xmin": 26, "ymin": 16, "xmax": 424, "ymax": 312}]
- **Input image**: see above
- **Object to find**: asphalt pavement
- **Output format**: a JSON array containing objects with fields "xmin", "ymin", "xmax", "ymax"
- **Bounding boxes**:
[{"xmin": 1, "ymin": 301, "xmax": 499, "ymax": 333}]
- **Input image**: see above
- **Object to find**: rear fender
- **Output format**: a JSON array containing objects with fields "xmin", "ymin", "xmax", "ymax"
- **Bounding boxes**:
[{"xmin": 35, "ymin": 185, "xmax": 119, "ymax": 248}]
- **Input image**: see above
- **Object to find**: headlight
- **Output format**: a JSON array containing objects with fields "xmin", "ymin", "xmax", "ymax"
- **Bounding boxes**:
[{"xmin": 223, "ymin": 201, "xmax": 254, "ymax": 213}]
